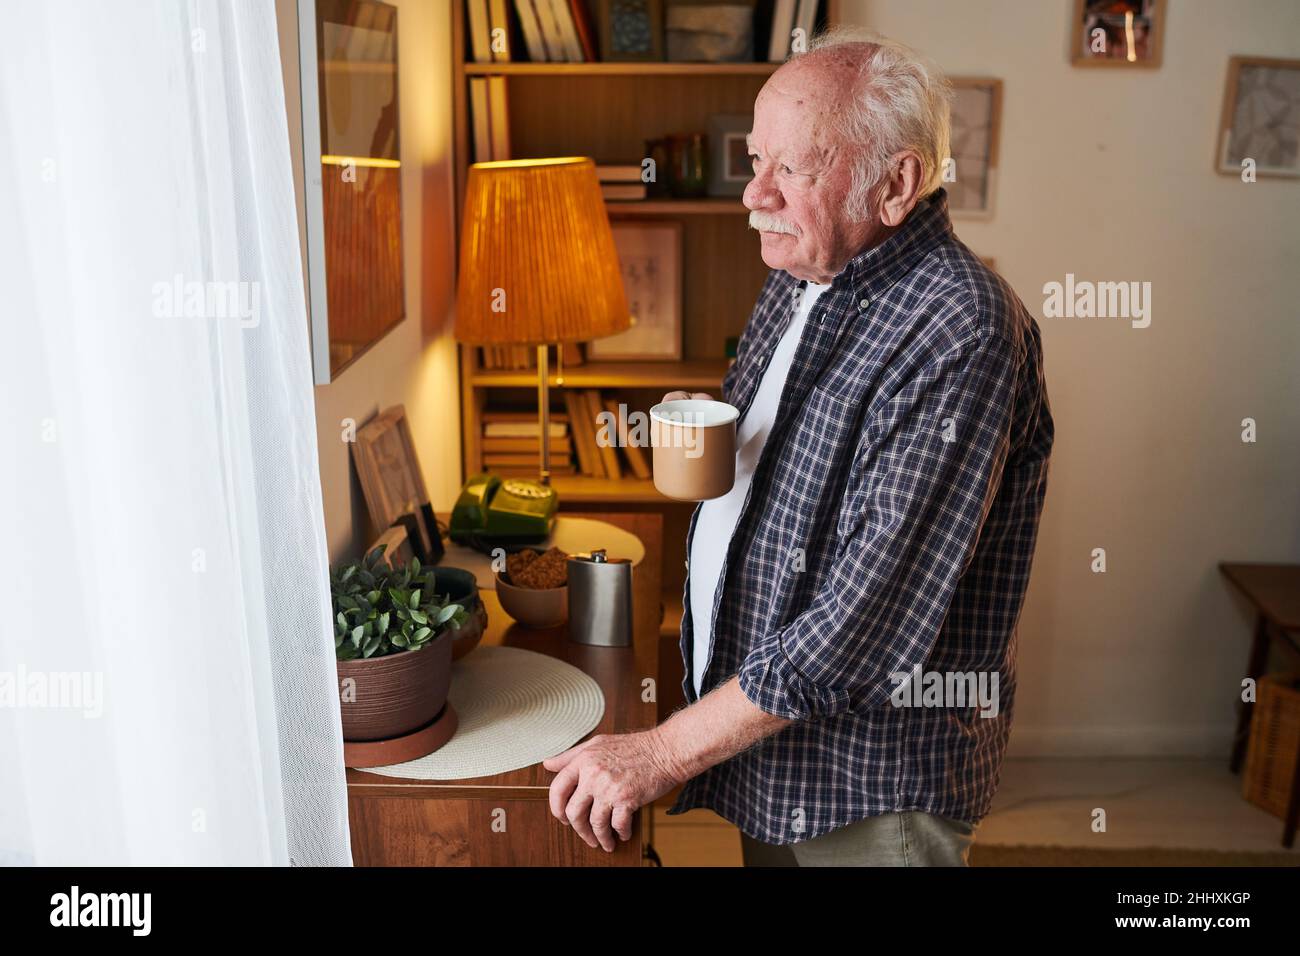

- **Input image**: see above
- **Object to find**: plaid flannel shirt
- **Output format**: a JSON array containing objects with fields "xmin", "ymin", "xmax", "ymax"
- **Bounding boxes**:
[{"xmin": 666, "ymin": 190, "xmax": 1053, "ymax": 845}]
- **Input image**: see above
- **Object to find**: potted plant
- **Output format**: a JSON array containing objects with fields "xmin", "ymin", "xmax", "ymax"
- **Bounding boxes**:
[{"xmin": 332, "ymin": 546, "xmax": 466, "ymax": 742}]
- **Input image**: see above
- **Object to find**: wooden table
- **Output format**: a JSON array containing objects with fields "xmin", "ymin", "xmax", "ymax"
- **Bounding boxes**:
[
  {"xmin": 347, "ymin": 512, "xmax": 662, "ymax": 866},
  {"xmin": 1219, "ymin": 562, "xmax": 1300, "ymax": 847}
]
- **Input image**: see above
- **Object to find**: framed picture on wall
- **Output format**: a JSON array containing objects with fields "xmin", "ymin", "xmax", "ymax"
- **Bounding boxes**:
[
  {"xmin": 708, "ymin": 113, "xmax": 752, "ymax": 197},
  {"xmin": 1216, "ymin": 56, "xmax": 1300, "ymax": 179},
  {"xmin": 1071, "ymin": 0, "xmax": 1165, "ymax": 68},
  {"xmin": 587, "ymin": 221, "xmax": 683, "ymax": 361},
  {"xmin": 946, "ymin": 77, "xmax": 1002, "ymax": 219}
]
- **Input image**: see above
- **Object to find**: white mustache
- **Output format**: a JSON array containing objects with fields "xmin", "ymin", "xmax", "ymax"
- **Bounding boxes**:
[{"xmin": 748, "ymin": 210, "xmax": 800, "ymax": 236}]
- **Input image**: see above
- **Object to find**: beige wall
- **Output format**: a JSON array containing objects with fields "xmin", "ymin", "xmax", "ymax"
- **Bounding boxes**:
[
  {"xmin": 840, "ymin": 0, "xmax": 1300, "ymax": 755},
  {"xmin": 278, "ymin": 0, "xmax": 462, "ymax": 566}
]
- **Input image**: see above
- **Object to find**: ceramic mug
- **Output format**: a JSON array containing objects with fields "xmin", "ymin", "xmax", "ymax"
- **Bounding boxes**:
[{"xmin": 650, "ymin": 399, "xmax": 740, "ymax": 500}]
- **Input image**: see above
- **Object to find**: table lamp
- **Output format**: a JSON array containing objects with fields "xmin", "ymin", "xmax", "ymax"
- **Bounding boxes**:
[{"xmin": 454, "ymin": 157, "xmax": 630, "ymax": 488}]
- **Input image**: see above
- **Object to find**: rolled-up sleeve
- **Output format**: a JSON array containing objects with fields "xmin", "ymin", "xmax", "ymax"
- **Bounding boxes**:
[{"xmin": 736, "ymin": 332, "xmax": 1019, "ymax": 721}]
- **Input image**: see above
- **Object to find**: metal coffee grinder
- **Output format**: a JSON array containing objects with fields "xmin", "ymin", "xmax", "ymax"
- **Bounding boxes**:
[{"xmin": 567, "ymin": 550, "xmax": 633, "ymax": 647}]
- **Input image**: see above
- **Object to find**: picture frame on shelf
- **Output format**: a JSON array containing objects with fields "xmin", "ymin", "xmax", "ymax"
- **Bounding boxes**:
[
  {"xmin": 946, "ymin": 77, "xmax": 1002, "ymax": 220},
  {"xmin": 708, "ymin": 112, "xmax": 752, "ymax": 197},
  {"xmin": 1215, "ymin": 56, "xmax": 1300, "ymax": 180},
  {"xmin": 594, "ymin": 0, "xmax": 665, "ymax": 63},
  {"xmin": 587, "ymin": 221, "xmax": 683, "ymax": 361},
  {"xmin": 351, "ymin": 405, "xmax": 435, "ymax": 559},
  {"xmin": 1070, "ymin": 0, "xmax": 1165, "ymax": 68}
]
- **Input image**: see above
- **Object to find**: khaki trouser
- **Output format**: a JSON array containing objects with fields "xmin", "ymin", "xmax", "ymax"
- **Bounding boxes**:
[{"xmin": 740, "ymin": 811, "xmax": 977, "ymax": 867}]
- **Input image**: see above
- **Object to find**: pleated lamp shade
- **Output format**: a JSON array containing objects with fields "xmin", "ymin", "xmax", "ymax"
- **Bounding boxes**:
[{"xmin": 454, "ymin": 157, "xmax": 630, "ymax": 346}]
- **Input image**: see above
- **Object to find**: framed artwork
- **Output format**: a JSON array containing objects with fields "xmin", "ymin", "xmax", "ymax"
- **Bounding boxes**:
[
  {"xmin": 1071, "ymin": 0, "xmax": 1165, "ymax": 68},
  {"xmin": 350, "ymin": 405, "xmax": 434, "ymax": 559},
  {"xmin": 1216, "ymin": 56, "xmax": 1300, "ymax": 179},
  {"xmin": 708, "ymin": 113, "xmax": 752, "ymax": 197},
  {"xmin": 946, "ymin": 77, "xmax": 1002, "ymax": 219},
  {"xmin": 588, "ymin": 222, "xmax": 683, "ymax": 361},
  {"xmin": 594, "ymin": 0, "xmax": 665, "ymax": 62}
]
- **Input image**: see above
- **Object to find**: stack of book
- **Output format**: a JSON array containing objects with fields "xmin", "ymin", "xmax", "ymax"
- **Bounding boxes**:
[
  {"xmin": 467, "ymin": 1, "xmax": 597, "ymax": 63},
  {"xmin": 596, "ymin": 163, "xmax": 646, "ymax": 202},
  {"xmin": 478, "ymin": 342, "xmax": 585, "ymax": 371},
  {"xmin": 482, "ymin": 412, "xmax": 575, "ymax": 476},
  {"xmin": 562, "ymin": 389, "xmax": 652, "ymax": 481}
]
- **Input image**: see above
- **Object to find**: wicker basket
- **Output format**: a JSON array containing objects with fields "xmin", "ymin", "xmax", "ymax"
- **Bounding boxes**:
[{"xmin": 1242, "ymin": 672, "xmax": 1300, "ymax": 819}]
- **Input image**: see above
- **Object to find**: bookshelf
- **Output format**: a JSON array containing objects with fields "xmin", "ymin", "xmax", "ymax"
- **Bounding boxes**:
[
  {"xmin": 463, "ymin": 61, "xmax": 781, "ymax": 76},
  {"xmin": 449, "ymin": 1, "xmax": 840, "ymax": 636}
]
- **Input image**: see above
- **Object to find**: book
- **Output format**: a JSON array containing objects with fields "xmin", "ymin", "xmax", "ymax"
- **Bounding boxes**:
[
  {"xmin": 488, "ymin": 0, "xmax": 514, "ymax": 61},
  {"xmin": 532, "ymin": 0, "xmax": 567, "ymax": 61},
  {"xmin": 482, "ymin": 434, "xmax": 573, "ymax": 453},
  {"xmin": 469, "ymin": 78, "xmax": 492, "ymax": 162},
  {"xmin": 489, "ymin": 464, "xmax": 577, "ymax": 477},
  {"xmin": 547, "ymin": 0, "xmax": 586, "ymax": 61},
  {"xmin": 513, "ymin": 0, "xmax": 547, "ymax": 61},
  {"xmin": 601, "ymin": 183, "xmax": 647, "ymax": 201},
  {"xmin": 564, "ymin": 390, "xmax": 601, "ymax": 477},
  {"xmin": 793, "ymin": 0, "xmax": 819, "ymax": 53},
  {"xmin": 487, "ymin": 76, "xmax": 511, "ymax": 158},
  {"xmin": 768, "ymin": 0, "xmax": 796, "ymax": 61},
  {"xmin": 597, "ymin": 164, "xmax": 645, "ymax": 182},
  {"xmin": 605, "ymin": 396, "xmax": 651, "ymax": 479},
  {"xmin": 567, "ymin": 0, "xmax": 599, "ymax": 61},
  {"xmin": 467, "ymin": 0, "xmax": 493, "ymax": 63},
  {"xmin": 483, "ymin": 410, "xmax": 569, "ymax": 422},
  {"xmin": 586, "ymin": 389, "xmax": 622, "ymax": 479},
  {"xmin": 483, "ymin": 455, "xmax": 574, "ymax": 470},
  {"xmin": 483, "ymin": 421, "xmax": 569, "ymax": 438}
]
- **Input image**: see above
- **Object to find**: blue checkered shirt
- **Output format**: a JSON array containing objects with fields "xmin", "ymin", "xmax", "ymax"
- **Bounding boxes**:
[{"xmin": 667, "ymin": 190, "xmax": 1053, "ymax": 845}]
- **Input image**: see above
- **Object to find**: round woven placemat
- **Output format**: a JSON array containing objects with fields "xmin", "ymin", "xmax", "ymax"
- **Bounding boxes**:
[{"xmin": 357, "ymin": 645, "xmax": 605, "ymax": 780}]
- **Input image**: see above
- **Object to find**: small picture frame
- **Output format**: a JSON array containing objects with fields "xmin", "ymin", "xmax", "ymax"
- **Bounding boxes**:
[
  {"xmin": 588, "ymin": 221, "xmax": 683, "ymax": 361},
  {"xmin": 708, "ymin": 113, "xmax": 752, "ymax": 197},
  {"xmin": 946, "ymin": 77, "xmax": 1002, "ymax": 219},
  {"xmin": 1071, "ymin": 0, "xmax": 1164, "ymax": 68},
  {"xmin": 594, "ymin": 0, "xmax": 665, "ymax": 63},
  {"xmin": 1216, "ymin": 56, "xmax": 1300, "ymax": 179}
]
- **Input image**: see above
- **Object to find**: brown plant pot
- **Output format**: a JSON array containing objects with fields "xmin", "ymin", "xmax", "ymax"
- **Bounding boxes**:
[{"xmin": 336, "ymin": 630, "xmax": 453, "ymax": 742}]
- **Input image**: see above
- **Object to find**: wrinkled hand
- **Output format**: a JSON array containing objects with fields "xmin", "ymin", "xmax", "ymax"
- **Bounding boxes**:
[
  {"xmin": 544, "ymin": 731, "xmax": 684, "ymax": 852},
  {"xmin": 662, "ymin": 390, "xmax": 713, "ymax": 403}
]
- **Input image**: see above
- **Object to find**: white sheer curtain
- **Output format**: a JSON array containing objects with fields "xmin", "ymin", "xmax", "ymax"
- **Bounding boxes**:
[{"xmin": 0, "ymin": 0, "xmax": 351, "ymax": 865}]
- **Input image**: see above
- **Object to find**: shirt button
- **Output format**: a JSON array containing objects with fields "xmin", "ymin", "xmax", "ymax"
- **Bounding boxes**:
[{"xmin": 858, "ymin": 298, "xmax": 870, "ymax": 311}]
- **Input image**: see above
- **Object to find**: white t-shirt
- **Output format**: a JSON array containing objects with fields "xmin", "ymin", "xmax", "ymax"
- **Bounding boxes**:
[{"xmin": 688, "ymin": 279, "xmax": 833, "ymax": 698}]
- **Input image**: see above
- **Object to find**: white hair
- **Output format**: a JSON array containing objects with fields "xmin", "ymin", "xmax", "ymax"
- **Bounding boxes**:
[{"xmin": 799, "ymin": 27, "xmax": 952, "ymax": 220}]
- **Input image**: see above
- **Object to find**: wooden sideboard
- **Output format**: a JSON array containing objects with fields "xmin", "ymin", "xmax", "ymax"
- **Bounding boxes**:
[{"xmin": 346, "ymin": 512, "xmax": 663, "ymax": 866}]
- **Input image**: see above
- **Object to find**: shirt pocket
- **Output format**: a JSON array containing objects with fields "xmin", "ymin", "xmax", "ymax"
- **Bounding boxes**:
[{"xmin": 772, "ymin": 384, "xmax": 863, "ymax": 531}]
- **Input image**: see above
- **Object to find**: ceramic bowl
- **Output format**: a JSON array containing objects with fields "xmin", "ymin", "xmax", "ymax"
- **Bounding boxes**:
[{"xmin": 494, "ymin": 571, "xmax": 568, "ymax": 629}]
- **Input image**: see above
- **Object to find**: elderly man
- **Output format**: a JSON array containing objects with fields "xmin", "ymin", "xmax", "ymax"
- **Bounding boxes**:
[{"xmin": 544, "ymin": 28, "xmax": 1053, "ymax": 866}]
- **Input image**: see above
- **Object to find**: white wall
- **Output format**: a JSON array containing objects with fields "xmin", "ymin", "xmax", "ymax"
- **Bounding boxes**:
[
  {"xmin": 839, "ymin": 0, "xmax": 1300, "ymax": 755},
  {"xmin": 277, "ymin": 0, "xmax": 462, "ymax": 565}
]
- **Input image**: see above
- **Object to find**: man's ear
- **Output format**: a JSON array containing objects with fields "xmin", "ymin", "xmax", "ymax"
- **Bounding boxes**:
[{"xmin": 877, "ymin": 152, "xmax": 925, "ymax": 227}]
